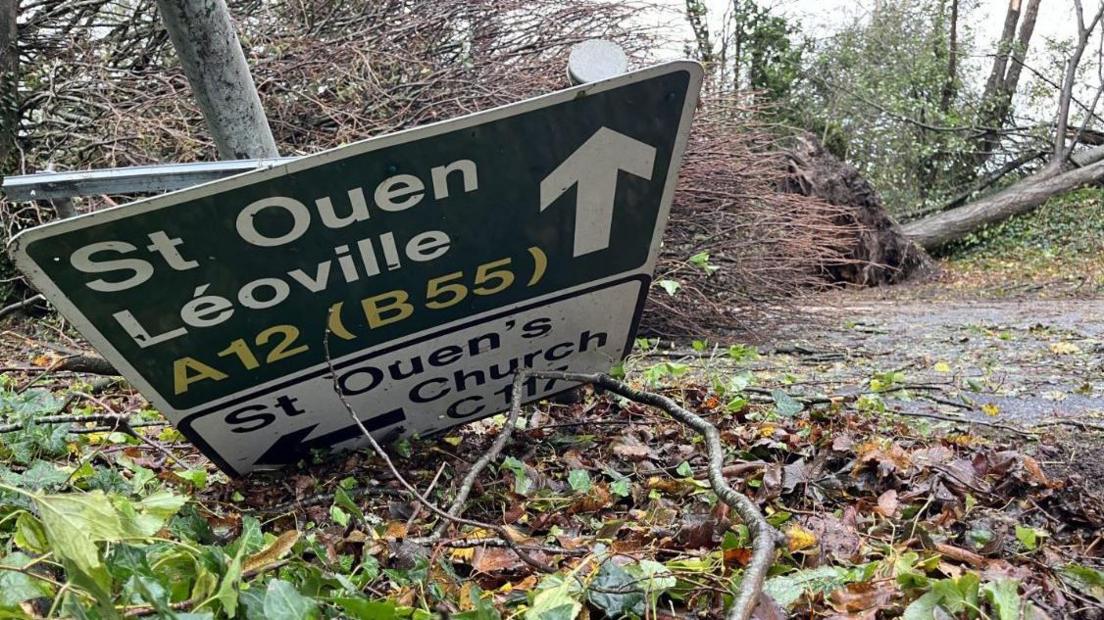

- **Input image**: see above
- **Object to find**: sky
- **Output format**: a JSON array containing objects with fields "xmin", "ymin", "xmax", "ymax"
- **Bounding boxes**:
[{"xmin": 651, "ymin": 0, "xmax": 1076, "ymax": 63}]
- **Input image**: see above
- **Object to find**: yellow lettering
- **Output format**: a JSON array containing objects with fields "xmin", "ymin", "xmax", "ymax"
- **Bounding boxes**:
[
  {"xmin": 173, "ymin": 357, "xmax": 228, "ymax": 395},
  {"xmin": 361, "ymin": 289, "xmax": 414, "ymax": 328}
]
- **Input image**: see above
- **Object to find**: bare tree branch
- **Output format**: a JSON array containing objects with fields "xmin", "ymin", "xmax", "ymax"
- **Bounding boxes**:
[
  {"xmin": 1055, "ymin": 0, "xmax": 1104, "ymax": 163},
  {"xmin": 321, "ymin": 334, "xmax": 555, "ymax": 574},
  {"xmin": 523, "ymin": 371, "xmax": 783, "ymax": 620}
]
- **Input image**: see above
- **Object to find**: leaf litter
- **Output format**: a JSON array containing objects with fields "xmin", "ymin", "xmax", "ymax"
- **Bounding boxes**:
[{"xmin": 0, "ymin": 300, "xmax": 1102, "ymax": 618}]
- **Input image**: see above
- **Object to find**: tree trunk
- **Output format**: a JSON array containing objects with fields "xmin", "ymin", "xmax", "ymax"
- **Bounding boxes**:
[
  {"xmin": 902, "ymin": 159, "xmax": 1104, "ymax": 250},
  {"xmin": 1003, "ymin": 0, "xmax": 1040, "ymax": 100},
  {"xmin": 975, "ymin": 0, "xmax": 1040, "ymax": 168},
  {"xmin": 684, "ymin": 0, "xmax": 714, "ymax": 68},
  {"xmin": 981, "ymin": 0, "xmax": 1021, "ymax": 108},
  {"xmin": 0, "ymin": 0, "xmax": 17, "ymax": 177},
  {"xmin": 939, "ymin": 0, "xmax": 959, "ymax": 113},
  {"xmin": 0, "ymin": 0, "xmax": 18, "ymax": 301}
]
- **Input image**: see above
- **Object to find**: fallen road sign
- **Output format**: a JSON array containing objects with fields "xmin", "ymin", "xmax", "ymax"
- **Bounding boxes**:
[{"xmin": 9, "ymin": 61, "xmax": 703, "ymax": 475}]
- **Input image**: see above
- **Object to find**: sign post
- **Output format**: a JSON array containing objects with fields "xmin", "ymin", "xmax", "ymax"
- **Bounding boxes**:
[{"xmin": 9, "ymin": 62, "xmax": 703, "ymax": 475}]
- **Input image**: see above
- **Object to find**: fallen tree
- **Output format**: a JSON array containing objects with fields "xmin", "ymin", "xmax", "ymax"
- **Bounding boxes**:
[
  {"xmin": 903, "ymin": 0, "xmax": 1104, "ymax": 252},
  {"xmin": 904, "ymin": 152, "xmax": 1104, "ymax": 250}
]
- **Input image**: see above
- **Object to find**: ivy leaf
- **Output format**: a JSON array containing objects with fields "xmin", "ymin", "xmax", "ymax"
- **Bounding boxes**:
[
  {"xmin": 134, "ymin": 490, "xmax": 187, "ymax": 534},
  {"xmin": 771, "ymin": 389, "xmax": 804, "ymax": 417},
  {"xmin": 334, "ymin": 485, "xmax": 365, "ymax": 522},
  {"xmin": 1015, "ymin": 525, "xmax": 1042, "ymax": 550},
  {"xmin": 981, "ymin": 578, "xmax": 1021, "ymax": 620},
  {"xmin": 263, "ymin": 579, "xmax": 319, "ymax": 620},
  {"xmin": 525, "ymin": 575, "xmax": 583, "ymax": 620},
  {"xmin": 656, "ymin": 279, "xmax": 681, "ymax": 296},
  {"xmin": 624, "ymin": 559, "xmax": 676, "ymax": 596},
  {"xmin": 902, "ymin": 590, "xmax": 942, "ymax": 620},
  {"xmin": 689, "ymin": 251, "xmax": 719, "ymax": 274},
  {"xmin": 18, "ymin": 461, "xmax": 70, "ymax": 491},
  {"xmin": 609, "ymin": 478, "xmax": 632, "ymax": 498},
  {"xmin": 216, "ymin": 516, "xmax": 264, "ymax": 616},
  {"xmin": 567, "ymin": 470, "xmax": 591, "ymax": 493},
  {"xmin": 726, "ymin": 344, "xmax": 759, "ymax": 361},
  {"xmin": 501, "ymin": 457, "xmax": 532, "ymax": 496},
  {"xmin": 1059, "ymin": 564, "xmax": 1104, "ymax": 602},
  {"xmin": 0, "ymin": 552, "xmax": 52, "ymax": 607},
  {"xmin": 930, "ymin": 574, "xmax": 979, "ymax": 615},
  {"xmin": 173, "ymin": 469, "xmax": 208, "ymax": 489},
  {"xmin": 334, "ymin": 597, "xmax": 399, "ymax": 619},
  {"xmin": 764, "ymin": 566, "xmax": 860, "ymax": 609},
  {"xmin": 587, "ymin": 561, "xmax": 644, "ymax": 618}
]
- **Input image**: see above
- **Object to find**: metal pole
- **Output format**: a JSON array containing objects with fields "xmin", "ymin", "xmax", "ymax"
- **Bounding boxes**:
[{"xmin": 156, "ymin": 0, "xmax": 279, "ymax": 160}]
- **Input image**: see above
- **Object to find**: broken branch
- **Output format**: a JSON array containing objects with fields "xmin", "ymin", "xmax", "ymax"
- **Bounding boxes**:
[{"xmin": 525, "ymin": 370, "xmax": 783, "ymax": 620}]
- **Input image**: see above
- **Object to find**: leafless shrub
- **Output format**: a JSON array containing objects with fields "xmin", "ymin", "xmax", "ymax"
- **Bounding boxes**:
[
  {"xmin": 5, "ymin": 0, "xmax": 865, "ymax": 335},
  {"xmin": 643, "ymin": 97, "xmax": 862, "ymax": 337}
]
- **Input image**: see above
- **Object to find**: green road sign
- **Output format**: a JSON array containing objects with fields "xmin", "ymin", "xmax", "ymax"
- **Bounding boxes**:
[{"xmin": 10, "ymin": 62, "xmax": 703, "ymax": 475}]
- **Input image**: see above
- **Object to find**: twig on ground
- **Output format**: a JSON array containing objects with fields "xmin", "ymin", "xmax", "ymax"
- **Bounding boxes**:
[
  {"xmin": 321, "ymin": 333, "xmax": 555, "ymax": 573},
  {"xmin": 1031, "ymin": 419, "xmax": 1104, "ymax": 432},
  {"xmin": 430, "ymin": 373, "xmax": 528, "ymax": 540},
  {"xmin": 891, "ymin": 409, "xmax": 1036, "ymax": 437},
  {"xmin": 0, "ymin": 295, "xmax": 44, "ymax": 321},
  {"xmin": 525, "ymin": 370, "xmax": 782, "ymax": 620},
  {"xmin": 407, "ymin": 462, "xmax": 448, "ymax": 531},
  {"xmin": 0, "ymin": 413, "xmax": 131, "ymax": 434}
]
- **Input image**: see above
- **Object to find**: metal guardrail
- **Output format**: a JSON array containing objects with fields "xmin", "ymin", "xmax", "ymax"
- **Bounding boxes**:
[{"xmin": 1, "ymin": 157, "xmax": 297, "ymax": 202}]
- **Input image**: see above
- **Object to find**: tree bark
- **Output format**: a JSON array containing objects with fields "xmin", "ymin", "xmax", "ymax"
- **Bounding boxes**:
[
  {"xmin": 684, "ymin": 0, "xmax": 714, "ymax": 68},
  {"xmin": 902, "ymin": 159, "xmax": 1104, "ymax": 250},
  {"xmin": 0, "ymin": 0, "xmax": 17, "ymax": 177},
  {"xmin": 1003, "ymin": 0, "xmax": 1040, "ymax": 99},
  {"xmin": 981, "ymin": 0, "xmax": 1021, "ymax": 108},
  {"xmin": 975, "ymin": 0, "xmax": 1040, "ymax": 168},
  {"xmin": 940, "ymin": 0, "xmax": 959, "ymax": 113}
]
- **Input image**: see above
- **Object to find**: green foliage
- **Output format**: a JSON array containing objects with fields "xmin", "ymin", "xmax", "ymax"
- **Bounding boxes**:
[
  {"xmin": 792, "ymin": 0, "xmax": 982, "ymax": 215},
  {"xmin": 587, "ymin": 561, "xmax": 644, "ymax": 618},
  {"xmin": 688, "ymin": 251, "xmax": 719, "ymax": 275},
  {"xmin": 642, "ymin": 361, "xmax": 690, "ymax": 387},
  {"xmin": 566, "ymin": 469, "xmax": 592, "ymax": 494},
  {"xmin": 770, "ymin": 389, "xmax": 804, "ymax": 416},
  {"xmin": 501, "ymin": 457, "xmax": 533, "ymax": 496},
  {"xmin": 763, "ymin": 565, "xmax": 868, "ymax": 609},
  {"xmin": 947, "ymin": 188, "xmax": 1104, "ymax": 260},
  {"xmin": 1060, "ymin": 564, "xmax": 1104, "ymax": 602},
  {"xmin": 720, "ymin": 0, "xmax": 807, "ymax": 103}
]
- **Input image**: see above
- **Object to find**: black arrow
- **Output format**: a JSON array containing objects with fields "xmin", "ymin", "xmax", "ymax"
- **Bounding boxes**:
[{"xmin": 254, "ymin": 407, "xmax": 406, "ymax": 466}]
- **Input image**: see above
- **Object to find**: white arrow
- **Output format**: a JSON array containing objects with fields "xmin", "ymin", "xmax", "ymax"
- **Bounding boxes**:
[{"xmin": 539, "ymin": 127, "xmax": 657, "ymax": 257}]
